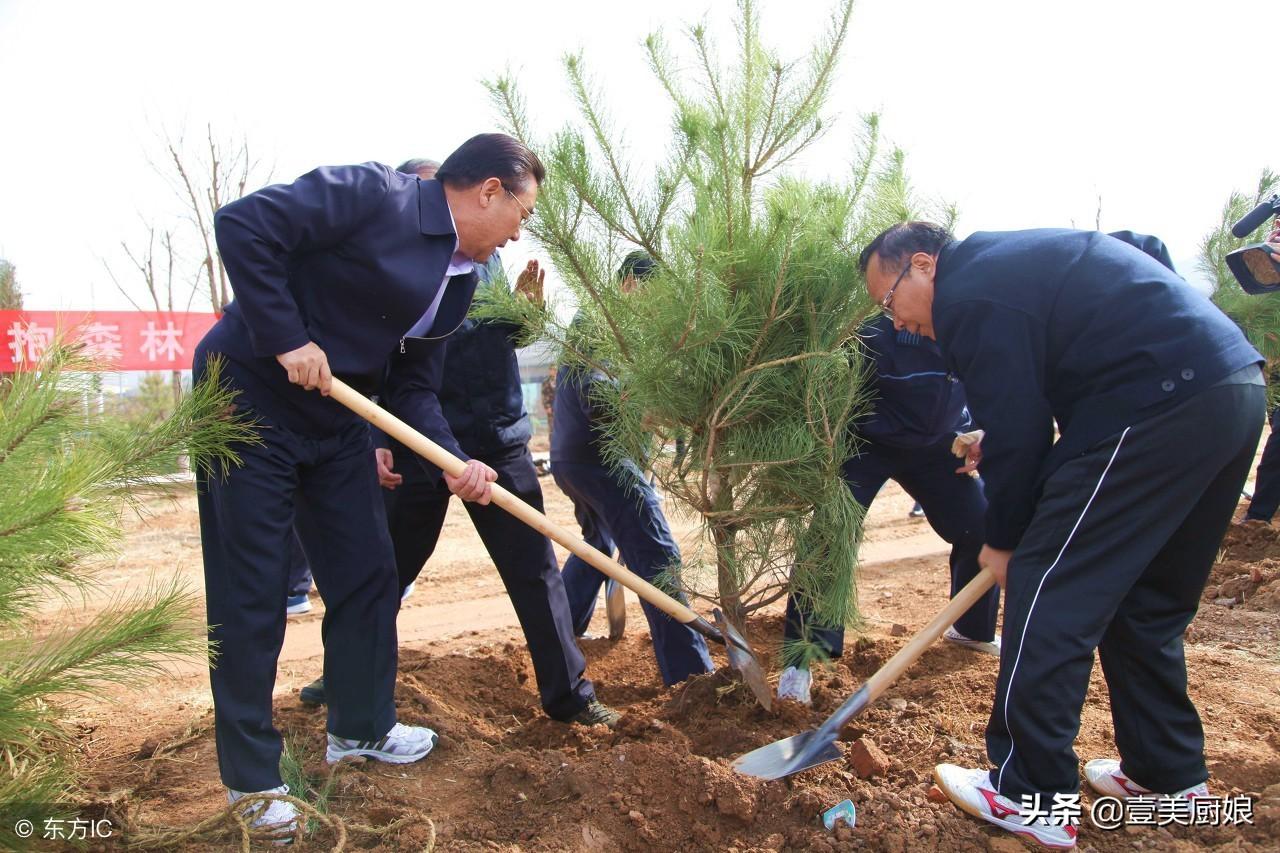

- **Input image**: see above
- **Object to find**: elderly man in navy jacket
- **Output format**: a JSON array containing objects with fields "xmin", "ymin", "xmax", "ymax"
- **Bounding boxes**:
[
  {"xmin": 194, "ymin": 134, "xmax": 539, "ymax": 831},
  {"xmin": 293, "ymin": 159, "xmax": 617, "ymax": 728},
  {"xmin": 859, "ymin": 223, "xmax": 1264, "ymax": 849}
]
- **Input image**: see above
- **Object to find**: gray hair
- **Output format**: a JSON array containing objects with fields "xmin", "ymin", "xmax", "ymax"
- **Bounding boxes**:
[{"xmin": 395, "ymin": 158, "xmax": 441, "ymax": 178}]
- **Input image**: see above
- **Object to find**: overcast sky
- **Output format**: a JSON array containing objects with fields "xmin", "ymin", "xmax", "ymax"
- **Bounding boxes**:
[{"xmin": 0, "ymin": 0, "xmax": 1273, "ymax": 311}]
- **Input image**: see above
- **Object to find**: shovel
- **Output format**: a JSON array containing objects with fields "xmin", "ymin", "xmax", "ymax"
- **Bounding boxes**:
[
  {"xmin": 605, "ymin": 578, "xmax": 626, "ymax": 640},
  {"xmin": 732, "ymin": 568, "xmax": 996, "ymax": 779},
  {"xmin": 328, "ymin": 378, "xmax": 772, "ymax": 708}
]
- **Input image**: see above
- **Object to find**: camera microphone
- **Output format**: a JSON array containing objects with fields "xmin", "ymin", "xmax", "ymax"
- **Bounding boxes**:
[{"xmin": 1231, "ymin": 195, "xmax": 1280, "ymax": 238}]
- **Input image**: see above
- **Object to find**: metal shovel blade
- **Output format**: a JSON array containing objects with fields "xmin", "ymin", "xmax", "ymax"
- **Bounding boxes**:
[
  {"xmin": 734, "ymin": 683, "xmax": 872, "ymax": 780},
  {"xmin": 731, "ymin": 728, "xmax": 844, "ymax": 780},
  {"xmin": 712, "ymin": 608, "xmax": 772, "ymax": 711},
  {"xmin": 605, "ymin": 579, "xmax": 626, "ymax": 640}
]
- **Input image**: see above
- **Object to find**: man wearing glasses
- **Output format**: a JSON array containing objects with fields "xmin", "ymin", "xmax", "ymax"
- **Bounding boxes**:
[
  {"xmin": 297, "ymin": 157, "xmax": 619, "ymax": 731},
  {"xmin": 859, "ymin": 222, "xmax": 1263, "ymax": 849},
  {"xmin": 194, "ymin": 134, "xmax": 539, "ymax": 835}
]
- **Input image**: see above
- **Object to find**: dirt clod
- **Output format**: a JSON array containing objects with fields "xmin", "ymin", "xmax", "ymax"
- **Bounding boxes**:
[{"xmin": 848, "ymin": 737, "xmax": 891, "ymax": 779}]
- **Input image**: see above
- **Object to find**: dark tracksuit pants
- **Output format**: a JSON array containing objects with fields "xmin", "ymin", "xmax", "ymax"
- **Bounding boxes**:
[
  {"xmin": 384, "ymin": 443, "xmax": 595, "ymax": 721},
  {"xmin": 198, "ymin": 396, "xmax": 400, "ymax": 793},
  {"xmin": 287, "ymin": 532, "xmax": 313, "ymax": 598},
  {"xmin": 555, "ymin": 459, "xmax": 715, "ymax": 686},
  {"xmin": 784, "ymin": 437, "xmax": 1000, "ymax": 655},
  {"xmin": 1245, "ymin": 406, "xmax": 1280, "ymax": 522},
  {"xmin": 987, "ymin": 380, "xmax": 1265, "ymax": 799}
]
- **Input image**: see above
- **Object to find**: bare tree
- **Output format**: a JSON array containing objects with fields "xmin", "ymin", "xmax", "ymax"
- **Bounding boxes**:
[
  {"xmin": 104, "ymin": 226, "xmax": 189, "ymax": 407},
  {"xmin": 155, "ymin": 124, "xmax": 268, "ymax": 313},
  {"xmin": 103, "ymin": 124, "xmax": 270, "ymax": 412}
]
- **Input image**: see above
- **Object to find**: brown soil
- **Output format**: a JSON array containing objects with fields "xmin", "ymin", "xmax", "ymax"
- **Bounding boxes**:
[
  {"xmin": 1206, "ymin": 522, "xmax": 1280, "ymax": 613},
  {"xmin": 50, "ymin": 479, "xmax": 1280, "ymax": 851}
]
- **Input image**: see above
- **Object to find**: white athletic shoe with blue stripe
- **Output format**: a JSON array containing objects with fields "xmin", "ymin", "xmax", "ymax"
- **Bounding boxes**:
[{"xmin": 326, "ymin": 722, "xmax": 438, "ymax": 764}]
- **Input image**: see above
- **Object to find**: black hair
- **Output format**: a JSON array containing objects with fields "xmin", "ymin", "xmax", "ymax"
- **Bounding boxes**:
[
  {"xmin": 434, "ymin": 133, "xmax": 546, "ymax": 191},
  {"xmin": 618, "ymin": 250, "xmax": 656, "ymax": 281},
  {"xmin": 858, "ymin": 221, "xmax": 954, "ymax": 274},
  {"xmin": 395, "ymin": 157, "xmax": 440, "ymax": 176}
]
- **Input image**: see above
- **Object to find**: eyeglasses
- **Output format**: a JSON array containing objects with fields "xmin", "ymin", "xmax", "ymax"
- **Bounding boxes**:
[
  {"xmin": 881, "ymin": 261, "xmax": 911, "ymax": 319},
  {"xmin": 502, "ymin": 184, "xmax": 533, "ymax": 224}
]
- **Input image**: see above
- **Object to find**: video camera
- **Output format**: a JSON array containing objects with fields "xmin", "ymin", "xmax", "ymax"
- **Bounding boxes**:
[{"xmin": 1225, "ymin": 193, "xmax": 1280, "ymax": 294}]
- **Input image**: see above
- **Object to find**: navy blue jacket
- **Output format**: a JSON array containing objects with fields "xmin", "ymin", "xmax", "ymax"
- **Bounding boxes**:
[
  {"xmin": 856, "ymin": 314, "xmax": 972, "ymax": 449},
  {"xmin": 432, "ymin": 279, "xmax": 532, "ymax": 458},
  {"xmin": 381, "ymin": 257, "xmax": 533, "ymax": 475},
  {"xmin": 549, "ymin": 361, "xmax": 610, "ymax": 466},
  {"xmin": 203, "ymin": 163, "xmax": 476, "ymax": 446},
  {"xmin": 934, "ymin": 228, "xmax": 1262, "ymax": 550}
]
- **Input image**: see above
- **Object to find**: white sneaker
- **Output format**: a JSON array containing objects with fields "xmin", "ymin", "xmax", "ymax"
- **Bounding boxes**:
[
  {"xmin": 1084, "ymin": 758, "xmax": 1209, "ymax": 799},
  {"xmin": 933, "ymin": 764, "xmax": 1077, "ymax": 849},
  {"xmin": 285, "ymin": 594, "xmax": 312, "ymax": 616},
  {"xmin": 226, "ymin": 783, "xmax": 298, "ymax": 841},
  {"xmin": 777, "ymin": 666, "xmax": 812, "ymax": 705},
  {"xmin": 401, "ymin": 581, "xmax": 416, "ymax": 603},
  {"xmin": 326, "ymin": 721, "xmax": 437, "ymax": 764},
  {"xmin": 943, "ymin": 627, "xmax": 1001, "ymax": 657}
]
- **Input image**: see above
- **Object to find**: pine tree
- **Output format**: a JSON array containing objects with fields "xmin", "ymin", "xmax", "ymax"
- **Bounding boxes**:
[
  {"xmin": 1202, "ymin": 168, "xmax": 1280, "ymax": 400},
  {"xmin": 0, "ymin": 346, "xmax": 254, "ymax": 849},
  {"xmin": 481, "ymin": 0, "xmax": 946, "ymax": 671}
]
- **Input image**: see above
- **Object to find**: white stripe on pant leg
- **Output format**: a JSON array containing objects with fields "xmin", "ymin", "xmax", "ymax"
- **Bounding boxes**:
[{"xmin": 996, "ymin": 427, "xmax": 1132, "ymax": 793}]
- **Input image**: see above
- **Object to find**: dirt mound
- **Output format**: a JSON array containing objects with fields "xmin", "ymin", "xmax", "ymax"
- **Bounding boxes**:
[
  {"xmin": 85, "ymin": 612, "xmax": 1280, "ymax": 852},
  {"xmin": 1207, "ymin": 521, "xmax": 1280, "ymax": 611},
  {"xmin": 65, "ymin": 495, "xmax": 1280, "ymax": 851}
]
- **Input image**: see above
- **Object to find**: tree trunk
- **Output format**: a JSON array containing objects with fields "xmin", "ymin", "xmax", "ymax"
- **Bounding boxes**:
[{"xmin": 708, "ymin": 468, "xmax": 747, "ymax": 630}]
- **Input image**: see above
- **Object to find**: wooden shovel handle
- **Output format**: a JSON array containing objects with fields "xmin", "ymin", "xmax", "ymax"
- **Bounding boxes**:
[
  {"xmin": 865, "ymin": 568, "xmax": 996, "ymax": 699},
  {"xmin": 328, "ymin": 378, "xmax": 703, "ymax": 624}
]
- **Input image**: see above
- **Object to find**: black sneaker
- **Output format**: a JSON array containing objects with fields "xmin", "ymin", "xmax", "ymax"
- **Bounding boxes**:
[
  {"xmin": 570, "ymin": 699, "xmax": 621, "ymax": 728},
  {"xmin": 299, "ymin": 676, "xmax": 326, "ymax": 706}
]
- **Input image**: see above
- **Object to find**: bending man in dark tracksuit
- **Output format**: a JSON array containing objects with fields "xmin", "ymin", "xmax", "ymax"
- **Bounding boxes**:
[
  {"xmin": 778, "ymin": 313, "xmax": 1000, "ymax": 704},
  {"xmin": 193, "ymin": 135, "xmax": 542, "ymax": 832},
  {"xmin": 299, "ymin": 251, "xmax": 616, "ymax": 727},
  {"xmin": 860, "ymin": 223, "xmax": 1264, "ymax": 849}
]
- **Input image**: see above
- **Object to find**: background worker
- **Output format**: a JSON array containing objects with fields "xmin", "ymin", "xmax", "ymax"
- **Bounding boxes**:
[
  {"xmin": 860, "ymin": 222, "xmax": 1263, "ymax": 849},
  {"xmin": 298, "ymin": 154, "xmax": 617, "ymax": 729},
  {"xmin": 778, "ymin": 311, "xmax": 1000, "ymax": 705},
  {"xmin": 1240, "ymin": 220, "xmax": 1280, "ymax": 525},
  {"xmin": 554, "ymin": 252, "xmax": 715, "ymax": 686}
]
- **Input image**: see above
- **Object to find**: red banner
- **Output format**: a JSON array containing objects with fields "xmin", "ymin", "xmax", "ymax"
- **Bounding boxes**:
[{"xmin": 0, "ymin": 311, "xmax": 219, "ymax": 372}]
